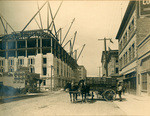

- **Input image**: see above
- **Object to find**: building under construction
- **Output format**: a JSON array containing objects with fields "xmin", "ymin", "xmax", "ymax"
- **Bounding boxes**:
[{"xmin": 0, "ymin": 1, "xmax": 85, "ymax": 90}]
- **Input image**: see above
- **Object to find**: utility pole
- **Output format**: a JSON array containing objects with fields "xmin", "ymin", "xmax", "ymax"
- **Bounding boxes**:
[
  {"xmin": 98, "ymin": 38, "xmax": 113, "ymax": 77},
  {"xmin": 98, "ymin": 66, "xmax": 101, "ymax": 77}
]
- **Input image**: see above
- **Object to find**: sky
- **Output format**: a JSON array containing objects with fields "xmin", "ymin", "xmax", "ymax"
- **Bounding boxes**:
[{"xmin": 0, "ymin": 1, "xmax": 129, "ymax": 77}]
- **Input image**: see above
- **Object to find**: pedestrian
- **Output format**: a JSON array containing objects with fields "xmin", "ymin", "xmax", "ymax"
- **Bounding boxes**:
[
  {"xmin": 122, "ymin": 83, "xmax": 126, "ymax": 95},
  {"xmin": 117, "ymin": 82, "xmax": 123, "ymax": 101}
]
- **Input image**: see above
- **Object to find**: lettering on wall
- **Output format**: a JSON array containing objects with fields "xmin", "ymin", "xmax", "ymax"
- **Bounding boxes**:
[{"xmin": 140, "ymin": 0, "xmax": 150, "ymax": 16}]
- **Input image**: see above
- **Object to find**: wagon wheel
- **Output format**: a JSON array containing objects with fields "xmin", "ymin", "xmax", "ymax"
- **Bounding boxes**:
[{"xmin": 103, "ymin": 89, "xmax": 116, "ymax": 101}]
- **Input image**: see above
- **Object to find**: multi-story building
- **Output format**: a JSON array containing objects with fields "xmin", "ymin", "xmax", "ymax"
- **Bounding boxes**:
[
  {"xmin": 116, "ymin": 1, "xmax": 150, "ymax": 95},
  {"xmin": 0, "ymin": 30, "xmax": 79, "ymax": 90},
  {"xmin": 78, "ymin": 65, "xmax": 87, "ymax": 80},
  {"xmin": 101, "ymin": 50, "xmax": 119, "ymax": 77},
  {"xmin": 137, "ymin": 34, "xmax": 150, "ymax": 96},
  {"xmin": 107, "ymin": 50, "xmax": 119, "ymax": 76}
]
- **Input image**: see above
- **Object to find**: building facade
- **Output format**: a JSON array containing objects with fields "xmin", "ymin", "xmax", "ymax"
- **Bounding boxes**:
[
  {"xmin": 0, "ymin": 30, "xmax": 79, "ymax": 91},
  {"xmin": 116, "ymin": 1, "xmax": 150, "ymax": 95},
  {"xmin": 107, "ymin": 50, "xmax": 119, "ymax": 76},
  {"xmin": 78, "ymin": 65, "xmax": 87, "ymax": 80},
  {"xmin": 101, "ymin": 50, "xmax": 119, "ymax": 77},
  {"xmin": 137, "ymin": 34, "xmax": 150, "ymax": 96}
]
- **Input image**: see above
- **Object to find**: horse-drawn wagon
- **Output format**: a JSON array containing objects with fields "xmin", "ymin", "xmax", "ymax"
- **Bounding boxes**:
[{"xmin": 86, "ymin": 77, "xmax": 118, "ymax": 101}]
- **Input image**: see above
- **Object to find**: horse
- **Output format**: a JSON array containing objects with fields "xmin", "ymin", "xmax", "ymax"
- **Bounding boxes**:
[
  {"xmin": 64, "ymin": 82, "xmax": 79, "ymax": 102},
  {"xmin": 78, "ymin": 80, "xmax": 90, "ymax": 102}
]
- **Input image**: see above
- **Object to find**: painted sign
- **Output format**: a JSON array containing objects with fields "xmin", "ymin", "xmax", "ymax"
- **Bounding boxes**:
[{"xmin": 139, "ymin": 0, "xmax": 150, "ymax": 16}]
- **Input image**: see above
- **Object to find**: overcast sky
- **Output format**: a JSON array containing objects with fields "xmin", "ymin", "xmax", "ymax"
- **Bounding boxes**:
[{"xmin": 0, "ymin": 1, "xmax": 129, "ymax": 77}]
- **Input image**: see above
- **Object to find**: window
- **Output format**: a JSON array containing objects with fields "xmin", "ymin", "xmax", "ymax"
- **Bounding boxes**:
[
  {"xmin": 43, "ymin": 67, "xmax": 47, "ymax": 75},
  {"xmin": 132, "ymin": 19, "xmax": 134, "ymax": 25},
  {"xmin": 9, "ymin": 67, "xmax": 14, "ymax": 72},
  {"xmin": 20, "ymin": 59, "xmax": 23, "ymax": 65},
  {"xmin": 28, "ymin": 58, "xmax": 35, "ymax": 65},
  {"xmin": 9, "ymin": 59, "xmax": 14, "ymax": 66},
  {"xmin": 1, "ymin": 68, "xmax": 4, "ymax": 72},
  {"xmin": 142, "ymin": 73, "xmax": 147, "ymax": 91},
  {"xmin": 0, "ymin": 60, "xmax": 4, "ymax": 66},
  {"xmin": 18, "ymin": 59, "xmax": 24, "ymax": 65},
  {"xmin": 123, "ymin": 32, "xmax": 127, "ymax": 46},
  {"xmin": 43, "ymin": 58, "xmax": 47, "ymax": 64},
  {"xmin": 31, "ymin": 59, "xmax": 33, "ymax": 64},
  {"xmin": 132, "ymin": 44, "xmax": 135, "ymax": 59},
  {"xmin": 120, "ymin": 41, "xmax": 122, "ymax": 50},
  {"xmin": 129, "ymin": 25, "xmax": 131, "ymax": 31},
  {"xmin": 0, "ymin": 68, "xmax": 4, "ymax": 73},
  {"xmin": 43, "ymin": 80, "xmax": 46, "ymax": 86},
  {"xmin": 116, "ymin": 59, "xmax": 118, "ymax": 63},
  {"xmin": 57, "ymin": 61, "xmax": 59, "ymax": 76},
  {"xmin": 124, "ymin": 54, "xmax": 126, "ymax": 65},
  {"xmin": 129, "ymin": 48, "xmax": 131, "ymax": 61},
  {"xmin": 116, "ymin": 68, "xmax": 118, "ymax": 73},
  {"xmin": 30, "ymin": 67, "xmax": 35, "ymax": 73},
  {"xmin": 129, "ymin": 18, "xmax": 134, "ymax": 37},
  {"xmin": 126, "ymin": 52, "xmax": 128, "ymax": 64}
]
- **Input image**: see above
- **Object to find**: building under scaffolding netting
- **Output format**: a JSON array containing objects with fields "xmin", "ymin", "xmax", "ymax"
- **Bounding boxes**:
[{"xmin": 0, "ymin": 1, "xmax": 85, "ymax": 91}]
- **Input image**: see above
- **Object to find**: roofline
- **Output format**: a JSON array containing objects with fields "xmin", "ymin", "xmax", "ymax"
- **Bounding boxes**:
[{"xmin": 116, "ymin": 1, "xmax": 136, "ymax": 40}]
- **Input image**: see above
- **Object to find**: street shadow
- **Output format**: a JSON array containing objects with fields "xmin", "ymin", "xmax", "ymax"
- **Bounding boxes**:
[
  {"xmin": 71, "ymin": 97, "xmax": 127, "ymax": 104},
  {"xmin": 115, "ymin": 98, "xmax": 127, "ymax": 102},
  {"xmin": 0, "ymin": 94, "xmax": 46, "ymax": 104},
  {"xmin": 72, "ymin": 98, "xmax": 105, "ymax": 104}
]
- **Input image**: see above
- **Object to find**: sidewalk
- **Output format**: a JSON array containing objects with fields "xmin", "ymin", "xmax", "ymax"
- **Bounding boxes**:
[{"xmin": 114, "ymin": 93, "xmax": 150, "ymax": 115}]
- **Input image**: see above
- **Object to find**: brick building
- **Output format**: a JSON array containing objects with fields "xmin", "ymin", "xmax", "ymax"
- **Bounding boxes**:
[
  {"xmin": 116, "ymin": 1, "xmax": 150, "ymax": 95},
  {"xmin": 101, "ymin": 50, "xmax": 119, "ymax": 77},
  {"xmin": 107, "ymin": 50, "xmax": 119, "ymax": 76},
  {"xmin": 78, "ymin": 65, "xmax": 87, "ymax": 80}
]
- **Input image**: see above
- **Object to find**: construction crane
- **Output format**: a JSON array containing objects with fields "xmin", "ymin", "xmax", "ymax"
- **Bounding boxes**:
[
  {"xmin": 70, "ymin": 31, "xmax": 77, "ymax": 56},
  {"xmin": 21, "ymin": 1, "xmax": 47, "ymax": 32},
  {"xmin": 61, "ymin": 18, "xmax": 75, "ymax": 45},
  {"xmin": 63, "ymin": 38, "xmax": 72, "ymax": 48},
  {"xmin": 77, "ymin": 44, "xmax": 85, "ymax": 61},
  {"xmin": 0, "ymin": 13, "xmax": 16, "ymax": 35},
  {"xmin": 72, "ymin": 44, "xmax": 85, "ymax": 61},
  {"xmin": 47, "ymin": 1, "xmax": 63, "ymax": 30}
]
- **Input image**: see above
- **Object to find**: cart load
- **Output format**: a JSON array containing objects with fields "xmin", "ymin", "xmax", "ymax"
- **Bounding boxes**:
[{"xmin": 86, "ymin": 77, "xmax": 118, "ymax": 101}]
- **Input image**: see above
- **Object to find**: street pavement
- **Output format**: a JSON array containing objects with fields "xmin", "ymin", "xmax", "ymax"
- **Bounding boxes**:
[
  {"xmin": 114, "ymin": 93, "xmax": 150, "ymax": 115},
  {"xmin": 0, "ymin": 90, "xmax": 126, "ymax": 116}
]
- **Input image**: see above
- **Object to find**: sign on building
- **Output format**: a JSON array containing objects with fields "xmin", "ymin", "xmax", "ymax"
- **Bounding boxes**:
[{"xmin": 139, "ymin": 0, "xmax": 150, "ymax": 16}]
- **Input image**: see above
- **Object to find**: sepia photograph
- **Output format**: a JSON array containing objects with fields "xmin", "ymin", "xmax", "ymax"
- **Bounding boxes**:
[{"xmin": 0, "ymin": 0, "xmax": 150, "ymax": 115}]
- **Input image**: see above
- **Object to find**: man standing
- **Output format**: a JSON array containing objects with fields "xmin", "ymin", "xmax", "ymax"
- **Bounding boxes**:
[{"xmin": 117, "ymin": 82, "xmax": 123, "ymax": 101}]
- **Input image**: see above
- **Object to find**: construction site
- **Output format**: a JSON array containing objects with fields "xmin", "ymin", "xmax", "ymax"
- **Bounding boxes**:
[{"xmin": 0, "ymin": 1, "xmax": 86, "ymax": 91}]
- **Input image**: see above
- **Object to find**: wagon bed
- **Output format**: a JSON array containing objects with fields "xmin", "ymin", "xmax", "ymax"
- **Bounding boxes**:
[{"xmin": 86, "ymin": 77, "xmax": 118, "ymax": 101}]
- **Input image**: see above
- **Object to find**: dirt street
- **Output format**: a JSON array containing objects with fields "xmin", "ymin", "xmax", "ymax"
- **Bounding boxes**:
[{"xmin": 0, "ymin": 91, "xmax": 126, "ymax": 116}]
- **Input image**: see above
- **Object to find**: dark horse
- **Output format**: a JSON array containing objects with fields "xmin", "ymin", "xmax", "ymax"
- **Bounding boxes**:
[
  {"xmin": 78, "ymin": 80, "xmax": 90, "ymax": 102},
  {"xmin": 64, "ymin": 82, "xmax": 79, "ymax": 102}
]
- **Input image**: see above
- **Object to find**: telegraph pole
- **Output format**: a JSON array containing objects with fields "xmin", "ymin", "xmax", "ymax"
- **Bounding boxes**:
[
  {"xmin": 98, "ymin": 38, "xmax": 113, "ymax": 77},
  {"xmin": 98, "ymin": 66, "xmax": 101, "ymax": 77}
]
